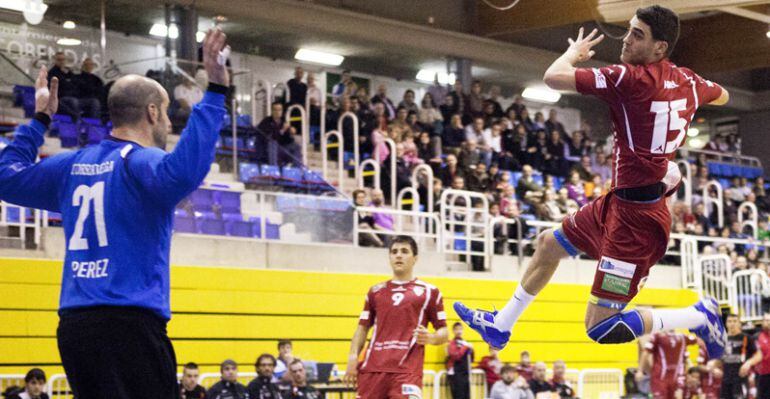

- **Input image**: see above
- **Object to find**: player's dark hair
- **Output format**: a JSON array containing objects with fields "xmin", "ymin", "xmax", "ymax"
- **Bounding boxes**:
[
  {"xmin": 289, "ymin": 358, "xmax": 304, "ymax": 367},
  {"xmin": 255, "ymin": 353, "xmax": 276, "ymax": 368},
  {"xmin": 687, "ymin": 367, "xmax": 700, "ymax": 374},
  {"xmin": 500, "ymin": 364, "xmax": 516, "ymax": 374},
  {"xmin": 635, "ymin": 5, "xmax": 680, "ymax": 56},
  {"xmin": 24, "ymin": 368, "xmax": 46, "ymax": 383},
  {"xmin": 271, "ymin": 101, "xmax": 284, "ymax": 108},
  {"xmin": 389, "ymin": 235, "xmax": 418, "ymax": 256},
  {"xmin": 278, "ymin": 339, "xmax": 292, "ymax": 349},
  {"xmin": 352, "ymin": 189, "xmax": 366, "ymax": 200},
  {"xmin": 453, "ymin": 322, "xmax": 463, "ymax": 328},
  {"xmin": 184, "ymin": 362, "xmax": 199, "ymax": 370}
]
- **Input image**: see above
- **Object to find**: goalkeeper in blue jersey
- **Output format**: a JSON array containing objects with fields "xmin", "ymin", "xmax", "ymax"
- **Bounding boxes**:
[{"xmin": 0, "ymin": 29, "xmax": 229, "ymax": 399}]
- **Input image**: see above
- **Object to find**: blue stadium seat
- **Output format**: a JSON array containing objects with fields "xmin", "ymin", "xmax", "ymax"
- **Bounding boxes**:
[
  {"xmin": 226, "ymin": 219, "xmax": 254, "ymax": 237},
  {"xmin": 237, "ymin": 114, "xmax": 252, "ymax": 127},
  {"xmin": 511, "ymin": 172, "xmax": 523, "ymax": 187},
  {"xmin": 173, "ymin": 214, "xmax": 196, "ymax": 233},
  {"xmin": 58, "ymin": 121, "xmax": 79, "ymax": 148},
  {"xmin": 216, "ymin": 191, "xmax": 241, "ymax": 214},
  {"xmin": 303, "ymin": 170, "xmax": 331, "ymax": 192},
  {"xmin": 258, "ymin": 164, "xmax": 281, "ymax": 185},
  {"xmin": 12, "ymin": 85, "xmax": 34, "ymax": 117},
  {"xmin": 281, "ymin": 166, "xmax": 304, "ymax": 189},
  {"xmin": 190, "ymin": 190, "xmax": 214, "ymax": 212},
  {"xmin": 249, "ymin": 217, "xmax": 280, "ymax": 239},
  {"xmin": 196, "ymin": 212, "xmax": 226, "ymax": 235},
  {"xmin": 86, "ymin": 123, "xmax": 110, "ymax": 145},
  {"xmin": 532, "ymin": 173, "xmax": 544, "ymax": 186},
  {"xmin": 453, "ymin": 232, "xmax": 467, "ymax": 251},
  {"xmin": 239, "ymin": 163, "xmax": 260, "ymax": 183}
]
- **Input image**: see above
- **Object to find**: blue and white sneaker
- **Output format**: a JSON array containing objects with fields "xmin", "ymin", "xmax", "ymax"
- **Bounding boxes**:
[
  {"xmin": 453, "ymin": 302, "xmax": 511, "ymax": 349},
  {"xmin": 689, "ymin": 297, "xmax": 727, "ymax": 359}
]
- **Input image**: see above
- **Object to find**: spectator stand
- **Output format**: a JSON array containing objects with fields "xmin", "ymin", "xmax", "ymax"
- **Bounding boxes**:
[
  {"xmin": 0, "ymin": 201, "xmax": 42, "ymax": 249},
  {"xmin": 0, "ymin": 374, "xmax": 25, "ymax": 396},
  {"xmin": 730, "ymin": 268, "xmax": 770, "ymax": 323},
  {"xmin": 353, "ymin": 205, "xmax": 442, "ymax": 251}
]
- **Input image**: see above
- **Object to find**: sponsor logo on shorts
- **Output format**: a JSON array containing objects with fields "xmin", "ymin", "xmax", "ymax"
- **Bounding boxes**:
[
  {"xmin": 401, "ymin": 384, "xmax": 421, "ymax": 399},
  {"xmin": 601, "ymin": 274, "xmax": 631, "ymax": 296},
  {"xmin": 598, "ymin": 256, "xmax": 636, "ymax": 279}
]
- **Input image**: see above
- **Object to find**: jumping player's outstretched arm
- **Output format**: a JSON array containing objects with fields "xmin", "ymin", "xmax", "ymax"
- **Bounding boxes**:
[
  {"xmin": 543, "ymin": 27, "xmax": 605, "ymax": 92},
  {"xmin": 0, "ymin": 67, "xmax": 75, "ymax": 211},
  {"xmin": 124, "ymin": 29, "xmax": 229, "ymax": 208}
]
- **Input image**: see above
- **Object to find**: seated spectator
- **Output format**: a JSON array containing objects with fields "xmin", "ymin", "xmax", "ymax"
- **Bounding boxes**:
[
  {"xmin": 247, "ymin": 354, "xmax": 284, "ymax": 399},
  {"xmin": 370, "ymin": 189, "xmax": 395, "ymax": 238},
  {"xmin": 571, "ymin": 155, "xmax": 593, "ymax": 181},
  {"xmin": 427, "ymin": 73, "xmax": 447, "ymax": 107},
  {"xmin": 6, "ymin": 368, "xmax": 49, "ymax": 399},
  {"xmin": 283, "ymin": 359, "xmax": 322, "ymax": 399},
  {"xmin": 450, "ymin": 81, "xmax": 469, "ymax": 123},
  {"xmin": 499, "ymin": 186, "xmax": 522, "ymax": 219},
  {"xmin": 370, "ymin": 83, "xmax": 396, "ymax": 120},
  {"xmin": 416, "ymin": 131, "xmax": 441, "ymax": 164},
  {"xmin": 505, "ymin": 95, "xmax": 525, "ymax": 118},
  {"xmin": 459, "ymin": 139, "xmax": 483, "ymax": 174},
  {"xmin": 435, "ymin": 153, "xmax": 463, "ymax": 187},
  {"xmin": 545, "ymin": 109, "xmax": 566, "ymax": 140},
  {"xmin": 465, "ymin": 116, "xmax": 486, "ymax": 143},
  {"xmin": 466, "ymin": 162, "xmax": 490, "ymax": 192},
  {"xmin": 440, "ymin": 94, "xmax": 459, "ymax": 125},
  {"xmin": 536, "ymin": 189, "xmax": 564, "ymax": 222},
  {"xmin": 442, "ymin": 114, "xmax": 466, "ymax": 155},
  {"xmin": 207, "ymin": 359, "xmax": 248, "ymax": 399},
  {"xmin": 519, "ymin": 108, "xmax": 536, "ymax": 133},
  {"xmin": 467, "ymin": 80, "xmax": 484, "ymax": 120},
  {"xmin": 525, "ymin": 129, "xmax": 548, "ymax": 171},
  {"xmin": 544, "ymin": 130, "xmax": 566, "ymax": 177},
  {"xmin": 180, "ymin": 362, "xmax": 207, "ymax": 399},
  {"xmin": 528, "ymin": 362, "xmax": 555, "ymax": 396},
  {"xmin": 484, "ymin": 121, "xmax": 504, "ymax": 165},
  {"xmin": 533, "ymin": 111, "xmax": 546, "ymax": 132},
  {"xmin": 515, "ymin": 351, "xmax": 534, "ymax": 381},
  {"xmin": 398, "ymin": 89, "xmax": 419, "ymax": 114},
  {"xmin": 418, "ymin": 92, "xmax": 443, "ymax": 136},
  {"xmin": 516, "ymin": 165, "xmax": 544, "ymax": 204},
  {"xmin": 564, "ymin": 131, "xmax": 586, "ymax": 170},
  {"xmin": 331, "ymin": 70, "xmax": 357, "ymax": 106},
  {"xmin": 550, "ymin": 360, "xmax": 575, "ymax": 398},
  {"xmin": 286, "ymin": 66, "xmax": 307, "ymax": 106},
  {"xmin": 478, "ymin": 345, "xmax": 503, "ymax": 393},
  {"xmin": 556, "ymin": 188, "xmax": 579, "ymax": 216},
  {"xmin": 275, "ymin": 339, "xmax": 296, "ymax": 382},
  {"xmin": 565, "ymin": 171, "xmax": 588, "ymax": 207},
  {"xmin": 490, "ymin": 364, "xmax": 533, "ymax": 399},
  {"xmin": 486, "ymin": 85, "xmax": 504, "ymax": 118},
  {"xmin": 174, "ymin": 76, "xmax": 204, "ymax": 123},
  {"xmin": 48, "ymin": 51, "xmax": 80, "ymax": 118},
  {"xmin": 592, "ymin": 151, "xmax": 611, "ymax": 183},
  {"xmin": 353, "ymin": 189, "xmax": 384, "ymax": 248},
  {"xmin": 257, "ymin": 102, "xmax": 300, "ymax": 166},
  {"xmin": 75, "ymin": 57, "xmax": 103, "ymax": 119},
  {"xmin": 451, "ymin": 175, "xmax": 466, "ymax": 191}
]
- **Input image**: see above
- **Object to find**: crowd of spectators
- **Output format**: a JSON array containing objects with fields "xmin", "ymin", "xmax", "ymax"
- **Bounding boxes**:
[{"xmin": 47, "ymin": 52, "xmax": 104, "ymax": 120}]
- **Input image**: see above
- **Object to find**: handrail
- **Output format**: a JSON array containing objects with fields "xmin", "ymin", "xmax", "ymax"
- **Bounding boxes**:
[
  {"xmin": 353, "ymin": 206, "xmax": 442, "ymax": 248},
  {"xmin": 230, "ymin": 98, "xmax": 238, "ymax": 180},
  {"xmin": 730, "ymin": 269, "xmax": 770, "ymax": 322},
  {"xmin": 0, "ymin": 51, "xmax": 34, "ymax": 83},
  {"xmin": 338, "ymin": 111, "xmax": 361, "ymax": 183},
  {"xmin": 375, "ymin": 137, "xmax": 397, "ymax": 206},
  {"xmin": 681, "ymin": 147, "xmax": 761, "ymax": 167},
  {"xmin": 577, "ymin": 368, "xmax": 624, "ymax": 399},
  {"xmin": 411, "ymin": 164, "xmax": 434, "ymax": 213},
  {"xmin": 397, "ymin": 187, "xmax": 421, "ymax": 211},
  {"xmin": 677, "ymin": 159, "xmax": 692, "ymax": 207},
  {"xmin": 321, "ymin": 130, "xmax": 344, "ymax": 193},
  {"xmin": 357, "ymin": 159, "xmax": 381, "ymax": 190},
  {"xmin": 440, "ymin": 189, "xmax": 490, "ymax": 270},
  {"xmin": 738, "ymin": 201, "xmax": 758, "ymax": 239},
  {"xmin": 703, "ymin": 180, "xmax": 724, "ymax": 228},
  {"xmin": 284, "ymin": 104, "xmax": 308, "ymax": 166},
  {"xmin": 488, "ymin": 216, "xmax": 524, "ymax": 264},
  {"xmin": 253, "ymin": 78, "xmax": 272, "ymax": 124}
]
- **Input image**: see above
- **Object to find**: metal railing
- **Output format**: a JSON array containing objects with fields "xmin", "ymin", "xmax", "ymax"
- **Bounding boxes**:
[
  {"xmin": 681, "ymin": 148, "xmax": 761, "ymax": 168},
  {"xmin": 697, "ymin": 254, "xmax": 733, "ymax": 306},
  {"xmin": 703, "ymin": 180, "xmax": 724, "ymax": 228},
  {"xmin": 440, "ymin": 189, "xmax": 490, "ymax": 271},
  {"xmin": 321, "ymin": 129, "xmax": 344, "ymax": 192},
  {"xmin": 353, "ymin": 206, "xmax": 442, "ymax": 251},
  {"xmin": 0, "ymin": 374, "xmax": 25, "ymax": 396},
  {"xmin": 0, "ymin": 201, "xmax": 42, "ymax": 248},
  {"xmin": 738, "ymin": 201, "xmax": 758, "ymax": 239},
  {"xmin": 730, "ymin": 269, "xmax": 770, "ymax": 322},
  {"xmin": 577, "ymin": 368, "xmax": 624, "ymax": 399},
  {"xmin": 285, "ymin": 104, "xmax": 309, "ymax": 166}
]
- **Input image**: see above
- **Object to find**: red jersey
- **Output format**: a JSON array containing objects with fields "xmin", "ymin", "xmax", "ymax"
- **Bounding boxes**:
[
  {"xmin": 358, "ymin": 279, "xmax": 446, "ymax": 374},
  {"xmin": 756, "ymin": 330, "xmax": 770, "ymax": 375},
  {"xmin": 575, "ymin": 59, "xmax": 724, "ymax": 189},
  {"xmin": 645, "ymin": 331, "xmax": 698, "ymax": 382}
]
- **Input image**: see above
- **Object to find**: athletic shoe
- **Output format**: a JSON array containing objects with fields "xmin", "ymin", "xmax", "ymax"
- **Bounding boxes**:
[
  {"xmin": 453, "ymin": 302, "xmax": 511, "ymax": 349},
  {"xmin": 690, "ymin": 297, "xmax": 727, "ymax": 359}
]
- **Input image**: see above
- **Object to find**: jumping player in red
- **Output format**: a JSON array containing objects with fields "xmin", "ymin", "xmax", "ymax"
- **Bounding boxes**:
[
  {"xmin": 640, "ymin": 331, "xmax": 699, "ymax": 398},
  {"xmin": 455, "ymin": 5, "xmax": 728, "ymax": 358},
  {"xmin": 343, "ymin": 235, "xmax": 448, "ymax": 399}
]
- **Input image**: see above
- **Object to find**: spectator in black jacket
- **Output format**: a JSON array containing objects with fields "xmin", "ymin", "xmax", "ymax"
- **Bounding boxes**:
[
  {"xmin": 207, "ymin": 359, "xmax": 249, "ymax": 399},
  {"xmin": 282, "ymin": 359, "xmax": 323, "ymax": 399},
  {"xmin": 257, "ymin": 102, "xmax": 294, "ymax": 165},
  {"xmin": 248, "ymin": 354, "xmax": 284, "ymax": 399},
  {"xmin": 6, "ymin": 368, "xmax": 49, "ymax": 399},
  {"xmin": 180, "ymin": 362, "xmax": 207, "ymax": 399},
  {"xmin": 47, "ymin": 51, "xmax": 79, "ymax": 118},
  {"xmin": 75, "ymin": 57, "xmax": 103, "ymax": 119},
  {"xmin": 286, "ymin": 66, "xmax": 306, "ymax": 107}
]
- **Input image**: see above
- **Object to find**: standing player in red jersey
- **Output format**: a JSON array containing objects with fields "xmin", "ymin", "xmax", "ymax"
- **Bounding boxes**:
[
  {"xmin": 640, "ymin": 331, "xmax": 699, "ymax": 398},
  {"xmin": 455, "ymin": 5, "xmax": 728, "ymax": 358},
  {"xmin": 343, "ymin": 235, "xmax": 448, "ymax": 399}
]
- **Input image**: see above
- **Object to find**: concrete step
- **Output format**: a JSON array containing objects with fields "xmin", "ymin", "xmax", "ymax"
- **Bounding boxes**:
[{"xmin": 0, "ymin": 106, "xmax": 26, "ymax": 119}]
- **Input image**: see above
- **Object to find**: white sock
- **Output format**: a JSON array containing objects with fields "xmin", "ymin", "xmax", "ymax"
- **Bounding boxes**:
[
  {"xmin": 494, "ymin": 285, "xmax": 536, "ymax": 331},
  {"xmin": 649, "ymin": 306, "xmax": 707, "ymax": 332}
]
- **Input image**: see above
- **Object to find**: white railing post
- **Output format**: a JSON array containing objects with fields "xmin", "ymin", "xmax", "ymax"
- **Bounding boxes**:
[
  {"xmin": 338, "ymin": 112, "xmax": 360, "ymax": 183},
  {"xmin": 231, "ymin": 98, "xmax": 238, "ymax": 181},
  {"xmin": 440, "ymin": 189, "xmax": 490, "ymax": 270},
  {"xmin": 357, "ymin": 159, "xmax": 381, "ymax": 190},
  {"xmin": 738, "ymin": 201, "xmax": 758, "ymax": 239},
  {"xmin": 284, "ymin": 104, "xmax": 308, "ymax": 166},
  {"xmin": 321, "ymin": 130, "xmax": 344, "ymax": 192},
  {"xmin": 676, "ymin": 160, "xmax": 693, "ymax": 207},
  {"xmin": 254, "ymin": 79, "xmax": 272, "ymax": 123},
  {"xmin": 703, "ymin": 180, "xmax": 724, "ymax": 228}
]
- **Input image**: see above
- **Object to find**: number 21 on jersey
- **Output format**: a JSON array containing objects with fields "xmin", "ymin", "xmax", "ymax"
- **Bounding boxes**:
[
  {"xmin": 68, "ymin": 182, "xmax": 109, "ymax": 250},
  {"xmin": 650, "ymin": 99, "xmax": 688, "ymax": 154}
]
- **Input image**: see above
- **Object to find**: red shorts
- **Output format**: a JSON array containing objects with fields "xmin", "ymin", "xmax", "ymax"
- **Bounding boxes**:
[
  {"xmin": 357, "ymin": 372, "xmax": 423, "ymax": 399},
  {"xmin": 651, "ymin": 376, "xmax": 684, "ymax": 399},
  {"xmin": 560, "ymin": 192, "xmax": 671, "ymax": 305}
]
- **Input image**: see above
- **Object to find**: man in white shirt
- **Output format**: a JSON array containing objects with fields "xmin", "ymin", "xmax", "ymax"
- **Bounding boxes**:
[{"xmin": 490, "ymin": 364, "xmax": 533, "ymax": 399}]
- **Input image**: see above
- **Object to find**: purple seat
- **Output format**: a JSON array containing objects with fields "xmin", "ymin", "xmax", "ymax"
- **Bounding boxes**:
[
  {"xmin": 190, "ymin": 190, "xmax": 214, "ymax": 212},
  {"xmin": 226, "ymin": 220, "xmax": 254, "ymax": 237},
  {"xmin": 173, "ymin": 215, "xmax": 196, "ymax": 233},
  {"xmin": 59, "ymin": 121, "xmax": 79, "ymax": 148},
  {"xmin": 216, "ymin": 191, "xmax": 241, "ymax": 214},
  {"xmin": 197, "ymin": 213, "xmax": 226, "ymax": 235},
  {"xmin": 249, "ymin": 216, "xmax": 280, "ymax": 239}
]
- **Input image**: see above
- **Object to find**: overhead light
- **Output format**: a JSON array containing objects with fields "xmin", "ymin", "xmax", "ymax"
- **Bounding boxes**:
[
  {"xmin": 196, "ymin": 31, "xmax": 205, "ymax": 43},
  {"xmin": 521, "ymin": 87, "xmax": 561, "ymax": 103},
  {"xmin": 689, "ymin": 137, "xmax": 705, "ymax": 149},
  {"xmin": 687, "ymin": 127, "xmax": 700, "ymax": 137},
  {"xmin": 149, "ymin": 23, "xmax": 178, "ymax": 39},
  {"xmin": 416, "ymin": 70, "xmax": 456, "ymax": 85},
  {"xmin": 62, "ymin": 20, "xmax": 75, "ymax": 29},
  {"xmin": 0, "ymin": 0, "xmax": 48, "ymax": 24},
  {"xmin": 56, "ymin": 37, "xmax": 81, "ymax": 46},
  {"xmin": 294, "ymin": 48, "xmax": 344, "ymax": 66},
  {"xmin": 766, "ymin": 28, "xmax": 770, "ymax": 39}
]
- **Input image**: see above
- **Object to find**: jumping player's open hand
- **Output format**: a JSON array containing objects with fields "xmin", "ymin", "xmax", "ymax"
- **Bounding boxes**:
[
  {"xmin": 565, "ymin": 27, "xmax": 605, "ymax": 63},
  {"xmin": 202, "ymin": 27, "xmax": 230, "ymax": 87},
  {"xmin": 34, "ymin": 66, "xmax": 58, "ymax": 117}
]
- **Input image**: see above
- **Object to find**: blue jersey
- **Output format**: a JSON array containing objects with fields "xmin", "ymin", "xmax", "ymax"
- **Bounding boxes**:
[{"xmin": 0, "ymin": 89, "xmax": 226, "ymax": 320}]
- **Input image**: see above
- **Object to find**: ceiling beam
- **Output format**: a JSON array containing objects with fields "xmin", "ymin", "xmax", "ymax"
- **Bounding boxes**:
[
  {"xmin": 596, "ymin": 0, "xmax": 770, "ymax": 22},
  {"xmin": 477, "ymin": 0, "xmax": 600, "ymax": 37},
  {"xmin": 719, "ymin": 5, "xmax": 770, "ymax": 23}
]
